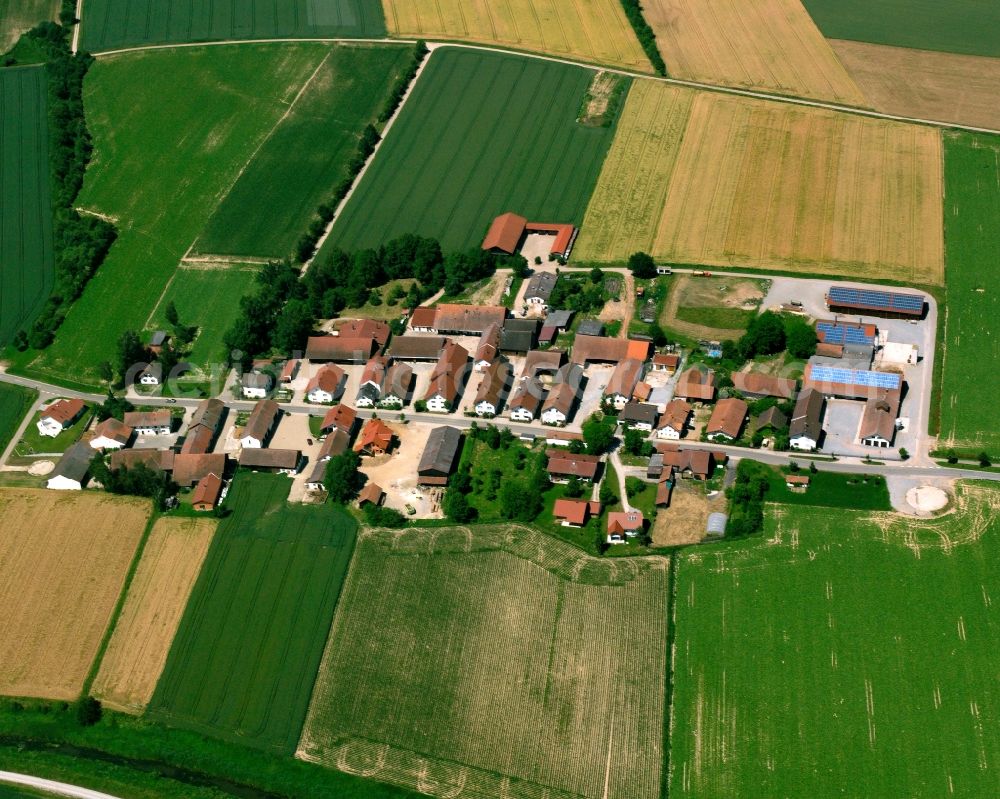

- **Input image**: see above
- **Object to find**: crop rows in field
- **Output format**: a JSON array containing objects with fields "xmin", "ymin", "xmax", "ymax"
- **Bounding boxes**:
[
  {"xmin": 79, "ymin": 0, "xmax": 385, "ymax": 52},
  {"xmin": 0, "ymin": 383, "xmax": 36, "ymax": 454},
  {"xmin": 578, "ymin": 83, "xmax": 945, "ymax": 285},
  {"xmin": 323, "ymin": 47, "xmax": 617, "ymax": 254},
  {"xmin": 382, "ymin": 0, "xmax": 651, "ymax": 72},
  {"xmin": 641, "ymin": 0, "xmax": 866, "ymax": 104},
  {"xmin": 939, "ymin": 133, "xmax": 1000, "ymax": 455},
  {"xmin": 93, "ymin": 517, "xmax": 217, "ymax": 713},
  {"xmin": 148, "ymin": 473, "xmax": 356, "ymax": 754},
  {"xmin": 0, "ymin": 489, "xmax": 150, "ymax": 701},
  {"xmin": 27, "ymin": 44, "xmax": 328, "ymax": 383},
  {"xmin": 300, "ymin": 524, "xmax": 669, "ymax": 799},
  {"xmin": 0, "ymin": 66, "xmax": 53, "ymax": 347},
  {"xmin": 195, "ymin": 44, "xmax": 411, "ymax": 259},
  {"xmin": 670, "ymin": 482, "xmax": 1000, "ymax": 797},
  {"xmin": 801, "ymin": 0, "xmax": 1000, "ymax": 58}
]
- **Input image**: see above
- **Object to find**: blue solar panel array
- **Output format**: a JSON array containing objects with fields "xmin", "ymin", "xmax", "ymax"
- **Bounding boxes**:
[
  {"xmin": 827, "ymin": 286, "xmax": 924, "ymax": 313},
  {"xmin": 816, "ymin": 321, "xmax": 875, "ymax": 346},
  {"xmin": 810, "ymin": 365, "xmax": 901, "ymax": 389}
]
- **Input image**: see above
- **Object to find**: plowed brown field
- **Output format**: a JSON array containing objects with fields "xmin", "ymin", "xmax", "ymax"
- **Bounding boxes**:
[
  {"xmin": 0, "ymin": 489, "xmax": 149, "ymax": 700},
  {"xmin": 642, "ymin": 0, "xmax": 866, "ymax": 104},
  {"xmin": 832, "ymin": 40, "xmax": 1000, "ymax": 133},
  {"xmin": 93, "ymin": 516, "xmax": 216, "ymax": 712}
]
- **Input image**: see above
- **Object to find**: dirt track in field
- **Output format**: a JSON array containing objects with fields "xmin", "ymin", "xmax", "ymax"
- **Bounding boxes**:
[
  {"xmin": 642, "ymin": 0, "xmax": 867, "ymax": 105},
  {"xmin": 832, "ymin": 40, "xmax": 1000, "ymax": 133},
  {"xmin": 382, "ymin": 0, "xmax": 652, "ymax": 73},
  {"xmin": 0, "ymin": 489, "xmax": 149, "ymax": 700},
  {"xmin": 92, "ymin": 516, "xmax": 216, "ymax": 713}
]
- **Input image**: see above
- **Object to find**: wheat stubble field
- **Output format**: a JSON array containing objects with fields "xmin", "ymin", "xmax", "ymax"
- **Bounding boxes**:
[
  {"xmin": 641, "ymin": 0, "xmax": 867, "ymax": 104},
  {"xmin": 381, "ymin": 0, "xmax": 652, "ymax": 72},
  {"xmin": 299, "ymin": 525, "xmax": 669, "ymax": 799},
  {"xmin": 0, "ymin": 489, "xmax": 149, "ymax": 700},
  {"xmin": 92, "ymin": 517, "xmax": 216, "ymax": 713},
  {"xmin": 578, "ymin": 84, "xmax": 945, "ymax": 285}
]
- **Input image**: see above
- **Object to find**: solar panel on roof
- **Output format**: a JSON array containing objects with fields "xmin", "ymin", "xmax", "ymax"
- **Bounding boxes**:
[
  {"xmin": 827, "ymin": 286, "xmax": 923, "ymax": 313},
  {"xmin": 809, "ymin": 365, "xmax": 900, "ymax": 389},
  {"xmin": 816, "ymin": 322, "xmax": 875, "ymax": 346}
]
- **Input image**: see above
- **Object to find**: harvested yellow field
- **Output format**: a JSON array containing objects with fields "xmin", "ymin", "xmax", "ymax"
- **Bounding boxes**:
[
  {"xmin": 0, "ymin": 489, "xmax": 149, "ymax": 700},
  {"xmin": 93, "ymin": 517, "xmax": 216, "ymax": 713},
  {"xmin": 382, "ymin": 0, "xmax": 653, "ymax": 72},
  {"xmin": 832, "ymin": 40, "xmax": 1000, "ymax": 133},
  {"xmin": 578, "ymin": 86, "xmax": 945, "ymax": 285},
  {"xmin": 642, "ymin": 0, "xmax": 867, "ymax": 104}
]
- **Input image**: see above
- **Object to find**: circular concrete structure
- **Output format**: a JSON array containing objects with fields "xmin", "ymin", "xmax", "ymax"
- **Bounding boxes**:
[
  {"xmin": 27, "ymin": 460, "xmax": 54, "ymax": 476},
  {"xmin": 906, "ymin": 485, "xmax": 949, "ymax": 513}
]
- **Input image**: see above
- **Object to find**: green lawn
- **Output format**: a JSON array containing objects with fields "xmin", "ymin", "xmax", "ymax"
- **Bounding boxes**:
[
  {"xmin": 0, "ymin": 382, "xmax": 37, "ymax": 454},
  {"xmin": 27, "ymin": 44, "xmax": 332, "ymax": 386},
  {"xmin": 0, "ymin": 66, "xmax": 53, "ymax": 346},
  {"xmin": 79, "ymin": 0, "xmax": 386, "ymax": 51},
  {"xmin": 764, "ymin": 466, "xmax": 891, "ymax": 511},
  {"xmin": 195, "ymin": 45, "xmax": 412, "ymax": 259},
  {"xmin": 939, "ymin": 133, "xmax": 1000, "ymax": 456},
  {"xmin": 456, "ymin": 436, "xmax": 548, "ymax": 522},
  {"xmin": 671, "ymin": 481, "xmax": 1000, "ymax": 797},
  {"xmin": 801, "ymin": 0, "xmax": 1000, "ymax": 57},
  {"xmin": 148, "ymin": 472, "xmax": 356, "ymax": 754},
  {"xmin": 14, "ymin": 403, "xmax": 91, "ymax": 457},
  {"xmin": 674, "ymin": 305, "xmax": 753, "ymax": 332},
  {"xmin": 322, "ymin": 47, "xmax": 617, "ymax": 254},
  {"xmin": 146, "ymin": 267, "xmax": 259, "ymax": 371}
]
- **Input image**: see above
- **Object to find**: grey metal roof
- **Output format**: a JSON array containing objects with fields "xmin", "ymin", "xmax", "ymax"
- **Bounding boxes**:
[
  {"xmin": 525, "ymin": 271, "xmax": 557, "ymax": 301},
  {"xmin": 500, "ymin": 320, "xmax": 539, "ymax": 353},
  {"xmin": 150, "ymin": 330, "xmax": 167, "ymax": 346},
  {"xmin": 577, "ymin": 319, "xmax": 604, "ymax": 337},
  {"xmin": 418, "ymin": 426, "xmax": 463, "ymax": 476},
  {"xmin": 242, "ymin": 372, "xmax": 272, "ymax": 389},
  {"xmin": 51, "ymin": 442, "xmax": 92, "ymax": 484},
  {"xmin": 545, "ymin": 310, "xmax": 573, "ymax": 328}
]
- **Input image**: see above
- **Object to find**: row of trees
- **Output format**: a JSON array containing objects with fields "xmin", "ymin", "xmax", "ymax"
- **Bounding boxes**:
[
  {"xmin": 90, "ymin": 458, "xmax": 177, "ymax": 512},
  {"xmin": 619, "ymin": 1, "xmax": 666, "ymax": 76},
  {"xmin": 548, "ymin": 271, "xmax": 605, "ymax": 313},
  {"xmin": 11, "ymin": 20, "xmax": 116, "ymax": 351}
]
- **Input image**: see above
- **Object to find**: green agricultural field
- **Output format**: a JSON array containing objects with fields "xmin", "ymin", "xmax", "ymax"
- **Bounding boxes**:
[
  {"xmin": 801, "ymin": 0, "xmax": 1000, "ymax": 57},
  {"xmin": 146, "ymin": 267, "xmax": 259, "ymax": 370},
  {"xmin": 765, "ymin": 467, "xmax": 891, "ymax": 511},
  {"xmin": 195, "ymin": 44, "xmax": 411, "ymax": 259},
  {"xmin": 939, "ymin": 133, "xmax": 1000, "ymax": 456},
  {"xmin": 149, "ymin": 472, "xmax": 356, "ymax": 754},
  {"xmin": 0, "ymin": 383, "xmax": 36, "ymax": 455},
  {"xmin": 79, "ymin": 0, "xmax": 386, "ymax": 52},
  {"xmin": 670, "ymin": 482, "xmax": 1000, "ymax": 797},
  {"xmin": 26, "ymin": 44, "xmax": 333, "ymax": 385},
  {"xmin": 0, "ymin": 66, "xmax": 53, "ymax": 347},
  {"xmin": 300, "ymin": 525, "xmax": 669, "ymax": 799},
  {"xmin": 322, "ymin": 47, "xmax": 618, "ymax": 254}
]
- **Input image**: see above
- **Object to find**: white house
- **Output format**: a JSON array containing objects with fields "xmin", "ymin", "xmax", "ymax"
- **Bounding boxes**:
[
  {"xmin": 306, "ymin": 364, "xmax": 345, "ymax": 404},
  {"xmin": 89, "ymin": 417, "xmax": 133, "ymax": 450},
  {"xmin": 123, "ymin": 410, "xmax": 173, "ymax": 436},
  {"xmin": 36, "ymin": 399, "xmax": 86, "ymax": 438},
  {"xmin": 656, "ymin": 400, "xmax": 691, "ymax": 440},
  {"xmin": 242, "ymin": 372, "xmax": 272, "ymax": 399},
  {"xmin": 789, "ymin": 388, "xmax": 824, "ymax": 452},
  {"xmin": 425, "ymin": 392, "xmax": 450, "ymax": 413},
  {"xmin": 239, "ymin": 400, "xmax": 279, "ymax": 449}
]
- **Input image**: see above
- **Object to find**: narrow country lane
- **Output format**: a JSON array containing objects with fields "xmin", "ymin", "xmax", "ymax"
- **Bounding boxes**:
[{"xmin": 0, "ymin": 771, "xmax": 123, "ymax": 799}]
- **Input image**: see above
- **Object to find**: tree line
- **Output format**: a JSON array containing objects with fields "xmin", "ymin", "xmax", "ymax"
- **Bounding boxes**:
[
  {"xmin": 618, "ymin": 2, "xmax": 666, "ymax": 76},
  {"xmin": 8, "ymin": 18, "xmax": 116, "ymax": 351}
]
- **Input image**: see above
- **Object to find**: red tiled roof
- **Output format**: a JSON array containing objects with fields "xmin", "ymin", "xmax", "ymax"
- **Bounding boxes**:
[
  {"xmin": 675, "ymin": 366, "xmax": 716, "ymax": 401},
  {"xmin": 335, "ymin": 319, "xmax": 390, "ymax": 347},
  {"xmin": 707, "ymin": 398, "xmax": 748, "ymax": 438},
  {"xmin": 180, "ymin": 424, "xmax": 214, "ymax": 455},
  {"xmin": 192, "ymin": 473, "xmax": 223, "ymax": 509},
  {"xmin": 553, "ymin": 498, "xmax": 600, "ymax": 526},
  {"xmin": 653, "ymin": 353, "xmax": 680, "ymax": 368},
  {"xmin": 305, "ymin": 336, "xmax": 376, "ymax": 362},
  {"xmin": 43, "ymin": 398, "xmax": 85, "ymax": 424},
  {"xmin": 174, "ymin": 453, "xmax": 226, "ymax": 487},
  {"xmin": 354, "ymin": 419, "xmax": 393, "ymax": 454},
  {"xmin": 547, "ymin": 451, "xmax": 600, "ymax": 479},
  {"xmin": 280, "ymin": 359, "xmax": 299, "ymax": 381},
  {"xmin": 358, "ymin": 482, "xmax": 385, "ymax": 506},
  {"xmin": 607, "ymin": 510, "xmax": 644, "ymax": 534},
  {"xmin": 92, "ymin": 417, "xmax": 132, "ymax": 445},
  {"xmin": 320, "ymin": 404, "xmax": 356, "ymax": 434},
  {"xmin": 482, "ymin": 212, "xmax": 527, "ymax": 253},
  {"xmin": 409, "ymin": 307, "xmax": 438, "ymax": 328},
  {"xmin": 732, "ymin": 371, "xmax": 797, "ymax": 399},
  {"xmin": 307, "ymin": 364, "xmax": 345, "ymax": 394}
]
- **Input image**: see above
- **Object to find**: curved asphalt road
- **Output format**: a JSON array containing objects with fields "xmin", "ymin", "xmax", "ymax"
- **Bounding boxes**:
[{"xmin": 0, "ymin": 771, "xmax": 122, "ymax": 799}]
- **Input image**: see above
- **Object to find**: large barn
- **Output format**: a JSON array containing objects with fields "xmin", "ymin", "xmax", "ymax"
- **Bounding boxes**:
[
  {"xmin": 824, "ymin": 286, "xmax": 924, "ymax": 319},
  {"xmin": 482, "ymin": 212, "xmax": 578, "ymax": 259}
]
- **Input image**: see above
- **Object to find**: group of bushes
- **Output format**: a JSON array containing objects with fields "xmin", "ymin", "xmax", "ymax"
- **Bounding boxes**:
[
  {"xmin": 9, "ymin": 18, "xmax": 116, "ymax": 351},
  {"xmin": 294, "ymin": 41, "xmax": 428, "ymax": 263}
]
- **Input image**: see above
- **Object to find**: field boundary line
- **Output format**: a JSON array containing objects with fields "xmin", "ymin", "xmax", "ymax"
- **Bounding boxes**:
[
  {"xmin": 184, "ymin": 49, "xmax": 334, "ymax": 261},
  {"xmin": 71, "ymin": 0, "xmax": 84, "ymax": 54},
  {"xmin": 143, "ymin": 270, "xmax": 178, "ymax": 329},
  {"xmin": 305, "ymin": 42, "xmax": 433, "ymax": 271},
  {"xmin": 89, "ymin": 38, "xmax": 1000, "ymax": 135}
]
